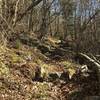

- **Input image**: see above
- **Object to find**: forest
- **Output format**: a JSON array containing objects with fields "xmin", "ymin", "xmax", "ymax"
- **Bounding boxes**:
[{"xmin": 0, "ymin": 0, "xmax": 100, "ymax": 100}]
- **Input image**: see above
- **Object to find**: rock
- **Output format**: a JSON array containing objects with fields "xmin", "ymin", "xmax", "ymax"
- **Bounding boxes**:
[
  {"xmin": 60, "ymin": 72, "xmax": 69, "ymax": 81},
  {"xmin": 48, "ymin": 72, "xmax": 69, "ymax": 82},
  {"xmin": 48, "ymin": 72, "xmax": 61, "ymax": 81},
  {"xmin": 32, "ymin": 66, "xmax": 44, "ymax": 82}
]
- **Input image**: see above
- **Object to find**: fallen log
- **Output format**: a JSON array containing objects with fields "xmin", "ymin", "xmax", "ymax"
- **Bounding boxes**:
[
  {"xmin": 79, "ymin": 53, "xmax": 100, "ymax": 88},
  {"xmin": 80, "ymin": 53, "xmax": 100, "ymax": 69}
]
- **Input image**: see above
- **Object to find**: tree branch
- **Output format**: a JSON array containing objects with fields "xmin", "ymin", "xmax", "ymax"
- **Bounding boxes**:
[
  {"xmin": 80, "ymin": 10, "xmax": 99, "ymax": 32},
  {"xmin": 14, "ymin": 0, "xmax": 43, "ymax": 26}
]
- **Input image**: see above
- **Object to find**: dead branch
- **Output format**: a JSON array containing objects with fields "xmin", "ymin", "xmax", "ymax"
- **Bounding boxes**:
[
  {"xmin": 13, "ymin": 0, "xmax": 20, "ymax": 26},
  {"xmin": 15, "ymin": 0, "xmax": 43, "ymax": 24},
  {"xmin": 0, "ymin": 14, "xmax": 14, "ymax": 33},
  {"xmin": 80, "ymin": 10, "xmax": 100, "ymax": 33},
  {"xmin": 80, "ymin": 53, "xmax": 100, "ymax": 69},
  {"xmin": 79, "ymin": 53, "xmax": 100, "ymax": 84}
]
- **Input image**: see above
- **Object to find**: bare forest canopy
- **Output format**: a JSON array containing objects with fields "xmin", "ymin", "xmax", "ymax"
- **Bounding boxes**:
[{"xmin": 0, "ymin": 0, "xmax": 99, "ymax": 54}]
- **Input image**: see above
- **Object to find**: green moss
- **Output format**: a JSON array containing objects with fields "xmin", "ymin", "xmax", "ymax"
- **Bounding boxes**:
[
  {"xmin": 36, "ymin": 60, "xmax": 49, "ymax": 79},
  {"xmin": 6, "ymin": 51, "xmax": 25, "ymax": 64},
  {"xmin": 32, "ymin": 83, "xmax": 51, "ymax": 99},
  {"xmin": 14, "ymin": 39, "xmax": 22, "ymax": 49},
  {"xmin": 0, "ymin": 62, "xmax": 10, "ymax": 76},
  {"xmin": 59, "ymin": 61, "xmax": 78, "ymax": 79}
]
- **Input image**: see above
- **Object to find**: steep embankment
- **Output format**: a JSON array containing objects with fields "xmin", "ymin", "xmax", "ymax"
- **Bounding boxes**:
[
  {"xmin": 0, "ymin": 34, "xmax": 99, "ymax": 100},
  {"xmin": 0, "ymin": 45, "xmax": 76, "ymax": 99}
]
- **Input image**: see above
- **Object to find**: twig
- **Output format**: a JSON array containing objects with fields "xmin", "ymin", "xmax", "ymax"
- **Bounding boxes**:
[{"xmin": 0, "ymin": 14, "xmax": 14, "ymax": 33}]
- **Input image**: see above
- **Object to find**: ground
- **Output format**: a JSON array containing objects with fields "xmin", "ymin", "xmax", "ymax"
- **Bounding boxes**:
[{"xmin": 0, "ymin": 35, "xmax": 99, "ymax": 100}]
